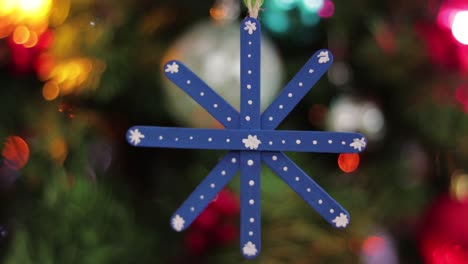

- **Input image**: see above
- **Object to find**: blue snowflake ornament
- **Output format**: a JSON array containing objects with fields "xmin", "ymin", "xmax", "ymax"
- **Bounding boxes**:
[{"xmin": 127, "ymin": 18, "xmax": 367, "ymax": 259}]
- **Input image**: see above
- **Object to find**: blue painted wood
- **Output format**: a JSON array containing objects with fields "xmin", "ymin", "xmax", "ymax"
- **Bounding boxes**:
[
  {"xmin": 240, "ymin": 151, "xmax": 261, "ymax": 258},
  {"xmin": 170, "ymin": 152, "xmax": 240, "ymax": 232},
  {"xmin": 261, "ymin": 49, "xmax": 333, "ymax": 130},
  {"xmin": 239, "ymin": 17, "xmax": 262, "ymax": 258},
  {"xmin": 127, "ymin": 126, "xmax": 366, "ymax": 153},
  {"xmin": 127, "ymin": 16, "xmax": 367, "ymax": 259},
  {"xmin": 262, "ymin": 152, "xmax": 350, "ymax": 228},
  {"xmin": 164, "ymin": 60, "xmax": 240, "ymax": 128}
]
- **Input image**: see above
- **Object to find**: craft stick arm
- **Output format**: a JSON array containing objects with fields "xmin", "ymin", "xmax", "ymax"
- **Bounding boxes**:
[
  {"xmin": 163, "ymin": 60, "xmax": 240, "ymax": 129},
  {"xmin": 170, "ymin": 152, "xmax": 240, "ymax": 232},
  {"xmin": 262, "ymin": 152, "xmax": 351, "ymax": 229},
  {"xmin": 239, "ymin": 17, "xmax": 262, "ymax": 259},
  {"xmin": 261, "ymin": 49, "xmax": 333, "ymax": 130},
  {"xmin": 127, "ymin": 126, "xmax": 367, "ymax": 153}
]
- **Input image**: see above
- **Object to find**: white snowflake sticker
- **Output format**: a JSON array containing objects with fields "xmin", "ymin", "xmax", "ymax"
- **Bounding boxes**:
[
  {"xmin": 350, "ymin": 137, "xmax": 366, "ymax": 151},
  {"xmin": 332, "ymin": 213, "xmax": 349, "ymax": 228},
  {"xmin": 171, "ymin": 214, "xmax": 185, "ymax": 231},
  {"xmin": 242, "ymin": 135, "xmax": 262, "ymax": 150},
  {"xmin": 165, "ymin": 62, "xmax": 179, "ymax": 74},
  {"xmin": 242, "ymin": 241, "xmax": 258, "ymax": 257},
  {"xmin": 128, "ymin": 128, "xmax": 145, "ymax": 146},
  {"xmin": 244, "ymin": 20, "xmax": 257, "ymax": 35},
  {"xmin": 317, "ymin": 51, "xmax": 330, "ymax": 64}
]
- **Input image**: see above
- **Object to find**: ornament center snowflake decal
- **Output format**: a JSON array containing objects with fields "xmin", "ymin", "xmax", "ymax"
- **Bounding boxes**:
[
  {"xmin": 127, "ymin": 17, "xmax": 367, "ymax": 259},
  {"xmin": 242, "ymin": 135, "xmax": 261, "ymax": 150}
]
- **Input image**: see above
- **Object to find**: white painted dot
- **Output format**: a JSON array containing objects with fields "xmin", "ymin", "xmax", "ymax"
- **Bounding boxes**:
[
  {"xmin": 283, "ymin": 166, "xmax": 288, "ymax": 172},
  {"xmin": 330, "ymin": 209, "xmax": 335, "ymax": 213},
  {"xmin": 159, "ymin": 136, "xmax": 163, "ymax": 140},
  {"xmin": 307, "ymin": 188, "xmax": 311, "ymax": 192},
  {"xmin": 295, "ymin": 177, "xmax": 300, "ymax": 181},
  {"xmin": 250, "ymin": 218, "xmax": 255, "ymax": 223},
  {"xmin": 210, "ymin": 183, "xmax": 215, "ymax": 188},
  {"xmin": 279, "ymin": 105, "xmax": 284, "ymax": 109},
  {"xmin": 342, "ymin": 141, "xmax": 346, "ymax": 145},
  {"xmin": 249, "ymin": 180, "xmax": 255, "ymax": 186},
  {"xmin": 200, "ymin": 195, "xmax": 204, "ymax": 200},
  {"xmin": 221, "ymin": 170, "xmax": 226, "ymax": 176},
  {"xmin": 268, "ymin": 116, "xmax": 273, "ymax": 121},
  {"xmin": 208, "ymin": 137, "xmax": 213, "ymax": 142},
  {"xmin": 226, "ymin": 138, "xmax": 231, "ymax": 143},
  {"xmin": 318, "ymin": 199, "xmax": 323, "ymax": 204},
  {"xmin": 227, "ymin": 116, "xmax": 232, "ymax": 122},
  {"xmin": 245, "ymin": 116, "xmax": 251, "ymax": 121},
  {"xmin": 248, "ymin": 100, "xmax": 253, "ymax": 105},
  {"xmin": 231, "ymin": 158, "xmax": 237, "ymax": 163},
  {"xmin": 309, "ymin": 69, "xmax": 314, "ymax": 73},
  {"xmin": 189, "ymin": 136, "xmax": 193, "ymax": 140},
  {"xmin": 269, "ymin": 141, "xmax": 273, "ymax": 145},
  {"xmin": 299, "ymin": 82, "xmax": 303, "ymax": 87},
  {"xmin": 175, "ymin": 137, "xmax": 179, "ymax": 141},
  {"xmin": 272, "ymin": 155, "xmax": 277, "ymax": 161},
  {"xmin": 200, "ymin": 92, "xmax": 205, "ymax": 96},
  {"xmin": 186, "ymin": 80, "xmax": 191, "ymax": 84},
  {"xmin": 249, "ymin": 199, "xmax": 254, "ymax": 205},
  {"xmin": 313, "ymin": 140, "xmax": 317, "ymax": 145},
  {"xmin": 247, "ymin": 159, "xmax": 254, "ymax": 166},
  {"xmin": 282, "ymin": 140, "xmax": 286, "ymax": 144},
  {"xmin": 328, "ymin": 140, "xmax": 333, "ymax": 144},
  {"xmin": 296, "ymin": 139, "xmax": 301, "ymax": 144},
  {"xmin": 288, "ymin": 93, "xmax": 293, "ymax": 98},
  {"xmin": 248, "ymin": 70, "xmax": 252, "ymax": 75},
  {"xmin": 213, "ymin": 104, "xmax": 218, "ymax": 108},
  {"xmin": 249, "ymin": 41, "xmax": 252, "ymax": 45},
  {"xmin": 190, "ymin": 207, "xmax": 195, "ymax": 212},
  {"xmin": 247, "ymin": 84, "xmax": 252, "ymax": 89},
  {"xmin": 248, "ymin": 54, "xmax": 252, "ymax": 58},
  {"xmin": 249, "ymin": 231, "xmax": 253, "ymax": 236}
]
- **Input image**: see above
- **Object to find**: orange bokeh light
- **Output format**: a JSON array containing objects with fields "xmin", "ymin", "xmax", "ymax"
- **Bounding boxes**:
[
  {"xmin": 42, "ymin": 81, "xmax": 59, "ymax": 100},
  {"xmin": 2, "ymin": 135, "xmax": 30, "ymax": 170},
  {"xmin": 48, "ymin": 137, "xmax": 67, "ymax": 164},
  {"xmin": 338, "ymin": 153, "xmax": 360, "ymax": 173},
  {"xmin": 23, "ymin": 30, "xmax": 37, "ymax": 48},
  {"xmin": 12, "ymin": 25, "xmax": 30, "ymax": 44}
]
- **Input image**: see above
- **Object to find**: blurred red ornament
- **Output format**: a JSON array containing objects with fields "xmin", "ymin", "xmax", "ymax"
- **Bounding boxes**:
[
  {"xmin": 338, "ymin": 153, "xmax": 360, "ymax": 173},
  {"xmin": 214, "ymin": 223, "xmax": 238, "ymax": 245},
  {"xmin": 183, "ymin": 188, "xmax": 239, "ymax": 256},
  {"xmin": 211, "ymin": 189, "xmax": 240, "ymax": 216},
  {"xmin": 184, "ymin": 229, "xmax": 209, "ymax": 256},
  {"xmin": 419, "ymin": 194, "xmax": 468, "ymax": 264},
  {"xmin": 2, "ymin": 136, "xmax": 30, "ymax": 170},
  {"xmin": 192, "ymin": 206, "xmax": 220, "ymax": 231}
]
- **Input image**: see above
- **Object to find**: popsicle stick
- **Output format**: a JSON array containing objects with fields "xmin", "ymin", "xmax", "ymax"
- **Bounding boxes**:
[
  {"xmin": 163, "ymin": 60, "xmax": 240, "ymax": 128},
  {"xmin": 239, "ymin": 151, "xmax": 261, "ymax": 258},
  {"xmin": 262, "ymin": 151, "xmax": 350, "ymax": 228},
  {"xmin": 261, "ymin": 49, "xmax": 333, "ymax": 130},
  {"xmin": 170, "ymin": 152, "xmax": 240, "ymax": 232},
  {"xmin": 127, "ymin": 126, "xmax": 367, "ymax": 153}
]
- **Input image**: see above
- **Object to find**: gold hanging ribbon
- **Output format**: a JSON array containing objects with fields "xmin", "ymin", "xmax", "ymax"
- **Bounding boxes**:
[{"xmin": 246, "ymin": 0, "xmax": 262, "ymax": 18}]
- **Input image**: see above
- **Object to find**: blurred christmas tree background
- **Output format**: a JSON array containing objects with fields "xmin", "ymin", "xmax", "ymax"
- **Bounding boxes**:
[{"xmin": 1, "ymin": 0, "xmax": 468, "ymax": 263}]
